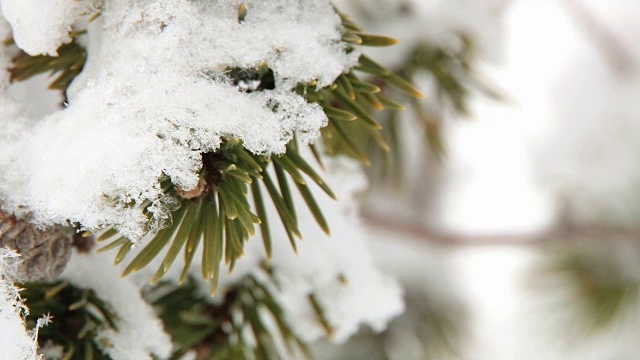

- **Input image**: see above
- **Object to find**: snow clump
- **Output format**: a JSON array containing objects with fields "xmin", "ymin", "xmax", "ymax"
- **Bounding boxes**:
[
  {"xmin": 0, "ymin": 248, "xmax": 42, "ymax": 360},
  {"xmin": 0, "ymin": 0, "xmax": 359, "ymax": 240}
]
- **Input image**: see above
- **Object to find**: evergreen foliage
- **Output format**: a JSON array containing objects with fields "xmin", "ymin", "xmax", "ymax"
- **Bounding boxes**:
[
  {"xmin": 84, "ymin": 11, "xmax": 423, "ymax": 293},
  {"xmin": 532, "ymin": 239, "xmax": 640, "ymax": 334},
  {"xmin": 20, "ymin": 281, "xmax": 117, "ymax": 360},
  {"xmin": 8, "ymin": 38, "xmax": 86, "ymax": 92},
  {"xmin": 3, "ymin": 4, "xmax": 421, "ymax": 358},
  {"xmin": 149, "ymin": 275, "xmax": 312, "ymax": 360}
]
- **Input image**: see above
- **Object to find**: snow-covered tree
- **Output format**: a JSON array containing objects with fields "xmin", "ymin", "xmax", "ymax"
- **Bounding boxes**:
[{"xmin": 0, "ymin": 1, "xmax": 426, "ymax": 358}]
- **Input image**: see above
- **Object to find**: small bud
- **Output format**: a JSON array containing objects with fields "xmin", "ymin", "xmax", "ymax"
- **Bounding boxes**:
[{"xmin": 175, "ymin": 177, "xmax": 208, "ymax": 199}]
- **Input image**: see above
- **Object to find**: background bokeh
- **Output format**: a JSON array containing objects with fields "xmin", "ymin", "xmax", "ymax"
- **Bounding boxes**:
[{"xmin": 315, "ymin": 1, "xmax": 640, "ymax": 359}]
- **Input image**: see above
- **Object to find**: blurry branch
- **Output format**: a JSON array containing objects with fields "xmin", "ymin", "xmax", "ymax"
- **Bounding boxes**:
[
  {"xmin": 363, "ymin": 201, "xmax": 640, "ymax": 339},
  {"xmin": 525, "ymin": 199, "xmax": 640, "ymax": 335},
  {"xmin": 362, "ymin": 207, "xmax": 640, "ymax": 247},
  {"xmin": 365, "ymin": 209, "xmax": 640, "ymax": 339},
  {"xmin": 562, "ymin": 0, "xmax": 637, "ymax": 76},
  {"xmin": 361, "ymin": 209, "xmax": 546, "ymax": 246},
  {"xmin": 398, "ymin": 288, "xmax": 468, "ymax": 359},
  {"xmin": 528, "ymin": 235, "xmax": 640, "ymax": 336}
]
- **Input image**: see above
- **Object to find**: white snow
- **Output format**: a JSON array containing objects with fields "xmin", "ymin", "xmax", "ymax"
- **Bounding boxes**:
[
  {"xmin": 0, "ymin": 0, "xmax": 402, "ymax": 354},
  {"xmin": 0, "ymin": 29, "xmax": 41, "ymax": 360},
  {"xmin": 60, "ymin": 249, "xmax": 173, "ymax": 360},
  {"xmin": 124, "ymin": 156, "xmax": 404, "ymax": 345},
  {"xmin": 0, "ymin": 248, "xmax": 41, "ymax": 360},
  {"xmin": 0, "ymin": 0, "xmax": 92, "ymax": 56},
  {"xmin": 0, "ymin": 0, "xmax": 358, "ymax": 240},
  {"xmin": 266, "ymin": 157, "xmax": 404, "ymax": 343}
]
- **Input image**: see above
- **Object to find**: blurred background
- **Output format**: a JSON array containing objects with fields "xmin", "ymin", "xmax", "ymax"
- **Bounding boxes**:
[{"xmin": 313, "ymin": 0, "xmax": 640, "ymax": 359}]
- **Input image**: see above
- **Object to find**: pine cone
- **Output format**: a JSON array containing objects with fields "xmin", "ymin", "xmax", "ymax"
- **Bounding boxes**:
[{"xmin": 0, "ymin": 214, "xmax": 71, "ymax": 281}]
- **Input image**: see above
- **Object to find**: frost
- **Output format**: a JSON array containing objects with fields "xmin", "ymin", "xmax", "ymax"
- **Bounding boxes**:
[
  {"xmin": 0, "ymin": 0, "xmax": 357, "ymax": 240},
  {"xmin": 0, "ymin": 248, "xmax": 42, "ymax": 360},
  {"xmin": 60, "ymin": 250, "xmax": 173, "ymax": 360}
]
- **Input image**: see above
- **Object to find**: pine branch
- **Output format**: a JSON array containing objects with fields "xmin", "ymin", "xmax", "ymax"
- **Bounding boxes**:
[
  {"xmin": 148, "ymin": 275, "xmax": 312, "ymax": 360},
  {"xmin": 96, "ymin": 140, "xmax": 336, "ymax": 295},
  {"xmin": 315, "ymin": 52, "xmax": 424, "ymax": 165},
  {"xmin": 5, "ymin": 7, "xmax": 420, "ymax": 296},
  {"xmin": 19, "ymin": 281, "xmax": 117, "ymax": 360},
  {"xmin": 9, "ymin": 38, "xmax": 87, "ymax": 93},
  {"xmin": 92, "ymin": 11, "xmax": 418, "ymax": 293},
  {"xmin": 354, "ymin": 32, "xmax": 504, "ymax": 181},
  {"xmin": 530, "ymin": 239, "xmax": 640, "ymax": 335}
]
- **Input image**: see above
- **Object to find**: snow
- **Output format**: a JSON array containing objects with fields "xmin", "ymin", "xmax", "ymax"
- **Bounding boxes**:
[
  {"xmin": 60, "ymin": 249, "xmax": 173, "ymax": 360},
  {"xmin": 0, "ymin": 0, "xmax": 92, "ymax": 56},
  {"xmin": 124, "ymin": 156, "xmax": 404, "ymax": 344},
  {"xmin": 0, "ymin": 0, "xmax": 408, "ymax": 354},
  {"xmin": 0, "ymin": 248, "xmax": 41, "ymax": 360},
  {"xmin": 0, "ymin": 0, "xmax": 358, "ymax": 240},
  {"xmin": 38, "ymin": 156, "xmax": 402, "ymax": 357},
  {"xmin": 267, "ymin": 157, "xmax": 404, "ymax": 343},
  {"xmin": 0, "ymin": 25, "xmax": 42, "ymax": 360}
]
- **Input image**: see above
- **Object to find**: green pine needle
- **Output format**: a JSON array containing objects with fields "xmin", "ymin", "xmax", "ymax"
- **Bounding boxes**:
[
  {"xmin": 355, "ymin": 33, "xmax": 398, "ymax": 47},
  {"xmin": 84, "ymin": 9, "xmax": 420, "ymax": 296},
  {"xmin": 19, "ymin": 281, "xmax": 118, "ymax": 360},
  {"xmin": 10, "ymin": 40, "xmax": 87, "ymax": 92},
  {"xmin": 149, "ymin": 275, "xmax": 313, "ymax": 360},
  {"xmin": 96, "ymin": 139, "xmax": 336, "ymax": 293},
  {"xmin": 308, "ymin": 293, "xmax": 334, "ymax": 338}
]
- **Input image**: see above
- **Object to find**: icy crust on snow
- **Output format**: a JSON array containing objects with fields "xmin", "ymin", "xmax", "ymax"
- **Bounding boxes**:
[
  {"xmin": 0, "ymin": 248, "xmax": 41, "ymax": 360},
  {"xmin": 125, "ymin": 156, "xmax": 404, "ymax": 344},
  {"xmin": 0, "ymin": 0, "xmax": 92, "ymax": 56},
  {"xmin": 0, "ymin": 0, "xmax": 358, "ymax": 240},
  {"xmin": 60, "ymin": 250, "xmax": 173, "ymax": 360}
]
